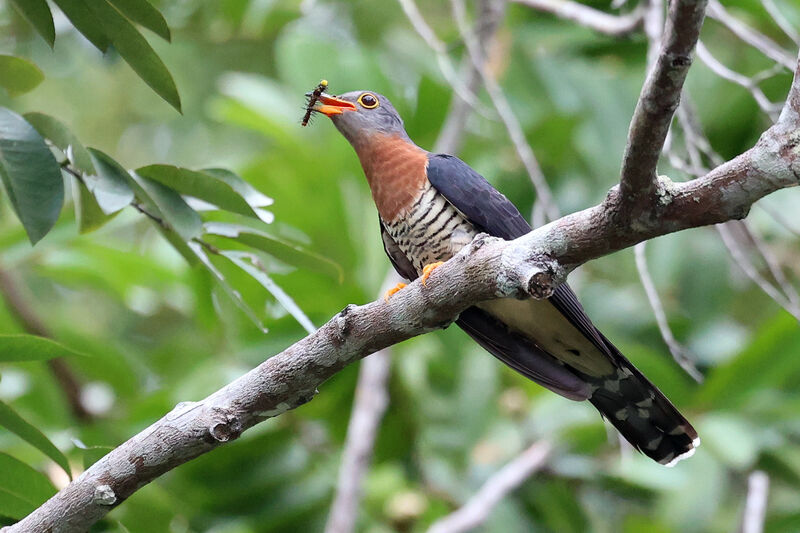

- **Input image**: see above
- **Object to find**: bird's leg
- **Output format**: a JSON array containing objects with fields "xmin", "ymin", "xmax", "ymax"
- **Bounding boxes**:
[
  {"xmin": 420, "ymin": 261, "xmax": 444, "ymax": 286},
  {"xmin": 383, "ymin": 282, "xmax": 407, "ymax": 301}
]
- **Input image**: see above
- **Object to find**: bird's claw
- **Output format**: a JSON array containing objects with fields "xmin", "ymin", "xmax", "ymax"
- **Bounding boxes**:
[
  {"xmin": 383, "ymin": 282, "xmax": 407, "ymax": 302},
  {"xmin": 421, "ymin": 261, "xmax": 444, "ymax": 286}
]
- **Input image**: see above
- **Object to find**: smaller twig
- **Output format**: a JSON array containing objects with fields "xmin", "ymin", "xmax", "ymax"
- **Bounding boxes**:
[
  {"xmin": 324, "ymin": 348, "xmax": 392, "ymax": 533},
  {"xmin": 434, "ymin": 0, "xmax": 504, "ymax": 155},
  {"xmin": 758, "ymin": 203, "xmax": 800, "ymax": 238},
  {"xmin": 0, "ymin": 265, "xmax": 92, "ymax": 421},
  {"xmin": 739, "ymin": 220, "xmax": 800, "ymax": 310},
  {"xmin": 426, "ymin": 441, "xmax": 551, "ymax": 533},
  {"xmin": 717, "ymin": 222, "xmax": 800, "ymax": 321},
  {"xmin": 741, "ymin": 470, "xmax": 769, "ymax": 533},
  {"xmin": 707, "ymin": 0, "xmax": 795, "ymax": 70},
  {"xmin": 762, "ymin": 0, "xmax": 800, "ymax": 47},
  {"xmin": 696, "ymin": 41, "xmax": 782, "ymax": 120},
  {"xmin": 634, "ymin": 243, "xmax": 703, "ymax": 382},
  {"xmin": 396, "ymin": 0, "xmax": 490, "ymax": 117},
  {"xmin": 511, "ymin": 0, "xmax": 645, "ymax": 37},
  {"xmin": 451, "ymin": 0, "xmax": 560, "ymax": 221}
]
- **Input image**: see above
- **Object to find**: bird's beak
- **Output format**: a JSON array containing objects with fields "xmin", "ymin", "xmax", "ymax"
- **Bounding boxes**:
[{"xmin": 314, "ymin": 94, "xmax": 357, "ymax": 117}]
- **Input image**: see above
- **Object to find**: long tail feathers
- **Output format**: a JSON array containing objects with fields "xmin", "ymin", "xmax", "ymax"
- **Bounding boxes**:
[{"xmin": 587, "ymin": 335, "xmax": 699, "ymax": 466}]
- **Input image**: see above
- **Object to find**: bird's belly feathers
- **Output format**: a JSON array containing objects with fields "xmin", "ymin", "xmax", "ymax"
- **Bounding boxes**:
[{"xmin": 382, "ymin": 182, "xmax": 476, "ymax": 274}]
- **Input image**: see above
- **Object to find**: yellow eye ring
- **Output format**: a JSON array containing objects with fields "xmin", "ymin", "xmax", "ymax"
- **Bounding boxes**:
[{"xmin": 358, "ymin": 93, "xmax": 379, "ymax": 109}]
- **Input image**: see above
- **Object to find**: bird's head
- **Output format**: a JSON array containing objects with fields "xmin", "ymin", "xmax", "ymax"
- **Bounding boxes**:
[{"xmin": 313, "ymin": 90, "xmax": 410, "ymax": 147}]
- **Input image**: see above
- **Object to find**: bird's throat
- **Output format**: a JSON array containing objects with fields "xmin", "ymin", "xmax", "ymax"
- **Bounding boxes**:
[{"xmin": 353, "ymin": 134, "xmax": 429, "ymax": 222}]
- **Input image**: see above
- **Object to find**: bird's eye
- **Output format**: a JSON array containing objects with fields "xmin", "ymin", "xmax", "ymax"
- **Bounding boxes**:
[{"xmin": 358, "ymin": 93, "xmax": 379, "ymax": 109}]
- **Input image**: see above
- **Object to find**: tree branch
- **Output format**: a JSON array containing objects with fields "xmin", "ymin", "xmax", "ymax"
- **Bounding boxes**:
[
  {"xmin": 619, "ymin": 0, "xmax": 707, "ymax": 204},
  {"xmin": 323, "ymin": 349, "xmax": 391, "ymax": 533},
  {"xmin": 511, "ymin": 0, "xmax": 645, "ymax": 37},
  {"xmin": 451, "ymin": 0, "xmax": 560, "ymax": 221},
  {"xmin": 426, "ymin": 441, "xmax": 551, "ymax": 533},
  {"xmin": 0, "ymin": 264, "xmax": 92, "ymax": 421}
]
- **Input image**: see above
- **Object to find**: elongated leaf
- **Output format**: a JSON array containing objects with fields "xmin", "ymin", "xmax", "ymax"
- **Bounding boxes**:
[
  {"xmin": 73, "ymin": 439, "xmax": 114, "ymax": 469},
  {"xmin": 24, "ymin": 112, "xmax": 94, "ymax": 174},
  {"xmin": 85, "ymin": 148, "xmax": 134, "ymax": 213},
  {"xmin": 0, "ymin": 487, "xmax": 35, "ymax": 520},
  {"xmin": 189, "ymin": 242, "xmax": 267, "ymax": 333},
  {"xmin": 204, "ymin": 222, "xmax": 342, "ymax": 281},
  {"xmin": 0, "ymin": 452, "xmax": 56, "ymax": 508},
  {"xmin": 84, "ymin": 0, "xmax": 181, "ymax": 112},
  {"xmin": 0, "ymin": 107, "xmax": 64, "ymax": 244},
  {"xmin": 106, "ymin": 0, "xmax": 170, "ymax": 41},
  {"xmin": 202, "ymin": 169, "xmax": 273, "ymax": 207},
  {"xmin": 9, "ymin": 0, "xmax": 55, "ymax": 47},
  {"xmin": 222, "ymin": 250, "xmax": 316, "ymax": 333},
  {"xmin": 137, "ymin": 165, "xmax": 272, "ymax": 222},
  {"xmin": 0, "ymin": 400, "xmax": 71, "ymax": 477},
  {"xmin": 0, "ymin": 56, "xmax": 44, "ymax": 97},
  {"xmin": 52, "ymin": 0, "xmax": 111, "ymax": 51},
  {"xmin": 73, "ymin": 178, "xmax": 117, "ymax": 233},
  {"xmin": 127, "ymin": 172, "xmax": 203, "ymax": 241},
  {"xmin": 0, "ymin": 334, "xmax": 87, "ymax": 362}
]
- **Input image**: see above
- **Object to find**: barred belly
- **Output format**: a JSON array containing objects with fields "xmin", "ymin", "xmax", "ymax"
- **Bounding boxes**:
[{"xmin": 382, "ymin": 181, "xmax": 476, "ymax": 274}]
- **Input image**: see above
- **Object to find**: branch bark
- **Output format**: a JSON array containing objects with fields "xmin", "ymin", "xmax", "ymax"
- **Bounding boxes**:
[{"xmin": 619, "ymin": 0, "xmax": 707, "ymax": 205}]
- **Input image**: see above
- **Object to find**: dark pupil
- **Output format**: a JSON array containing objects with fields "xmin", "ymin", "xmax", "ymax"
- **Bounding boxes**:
[{"xmin": 363, "ymin": 95, "xmax": 376, "ymax": 106}]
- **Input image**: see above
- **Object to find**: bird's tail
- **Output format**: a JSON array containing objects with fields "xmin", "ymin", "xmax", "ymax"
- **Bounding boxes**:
[{"xmin": 587, "ymin": 334, "xmax": 699, "ymax": 466}]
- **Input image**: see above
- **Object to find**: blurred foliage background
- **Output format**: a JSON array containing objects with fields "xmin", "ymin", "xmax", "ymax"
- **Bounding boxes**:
[{"xmin": 1, "ymin": 0, "xmax": 800, "ymax": 531}]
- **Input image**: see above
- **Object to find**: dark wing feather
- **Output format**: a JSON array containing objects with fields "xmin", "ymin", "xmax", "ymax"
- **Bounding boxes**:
[
  {"xmin": 426, "ymin": 154, "xmax": 531, "ymax": 240},
  {"xmin": 380, "ymin": 220, "xmax": 417, "ymax": 281},
  {"xmin": 426, "ymin": 153, "xmax": 611, "ymax": 355}
]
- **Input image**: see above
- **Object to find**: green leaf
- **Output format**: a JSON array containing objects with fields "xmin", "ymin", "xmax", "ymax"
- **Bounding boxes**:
[
  {"xmin": 0, "ymin": 400, "xmax": 71, "ymax": 478},
  {"xmin": 136, "ymin": 165, "xmax": 273, "ymax": 223},
  {"xmin": 51, "ymin": 0, "xmax": 111, "ymax": 51},
  {"xmin": 0, "ymin": 334, "xmax": 87, "ymax": 363},
  {"xmin": 84, "ymin": 0, "xmax": 181, "ymax": 112},
  {"xmin": 0, "ymin": 452, "xmax": 56, "ymax": 510},
  {"xmin": 697, "ymin": 313, "xmax": 800, "ymax": 409},
  {"xmin": 127, "ymin": 172, "xmax": 203, "ymax": 241},
  {"xmin": 85, "ymin": 148, "xmax": 135, "ymax": 214},
  {"xmin": 106, "ymin": 0, "xmax": 170, "ymax": 41},
  {"xmin": 202, "ymin": 168, "xmax": 274, "ymax": 221},
  {"xmin": 221, "ymin": 250, "xmax": 316, "ymax": 333},
  {"xmin": 73, "ymin": 178, "xmax": 117, "ymax": 233},
  {"xmin": 24, "ymin": 112, "xmax": 94, "ymax": 174},
  {"xmin": 0, "ymin": 107, "xmax": 64, "ymax": 244},
  {"xmin": 9, "ymin": 0, "xmax": 55, "ymax": 47},
  {"xmin": 189, "ymin": 243, "xmax": 267, "ymax": 333},
  {"xmin": 0, "ymin": 487, "xmax": 35, "ymax": 520},
  {"xmin": 204, "ymin": 222, "xmax": 343, "ymax": 281},
  {"xmin": 73, "ymin": 439, "xmax": 114, "ymax": 469},
  {"xmin": 0, "ymin": 56, "xmax": 44, "ymax": 97}
]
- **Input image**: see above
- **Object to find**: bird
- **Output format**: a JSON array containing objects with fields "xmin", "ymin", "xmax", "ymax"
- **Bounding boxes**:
[{"xmin": 312, "ymin": 89, "xmax": 699, "ymax": 466}]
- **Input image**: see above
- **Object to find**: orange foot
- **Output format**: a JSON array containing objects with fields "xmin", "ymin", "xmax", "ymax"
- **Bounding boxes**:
[
  {"xmin": 383, "ymin": 282, "xmax": 407, "ymax": 302},
  {"xmin": 421, "ymin": 261, "xmax": 444, "ymax": 286}
]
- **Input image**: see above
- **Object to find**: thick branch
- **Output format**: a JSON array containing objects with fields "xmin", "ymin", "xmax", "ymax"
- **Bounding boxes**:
[{"xmin": 619, "ymin": 0, "xmax": 707, "ymax": 204}]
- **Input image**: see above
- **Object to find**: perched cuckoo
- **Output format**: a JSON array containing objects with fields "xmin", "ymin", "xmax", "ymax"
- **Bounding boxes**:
[{"xmin": 313, "ymin": 90, "xmax": 699, "ymax": 466}]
